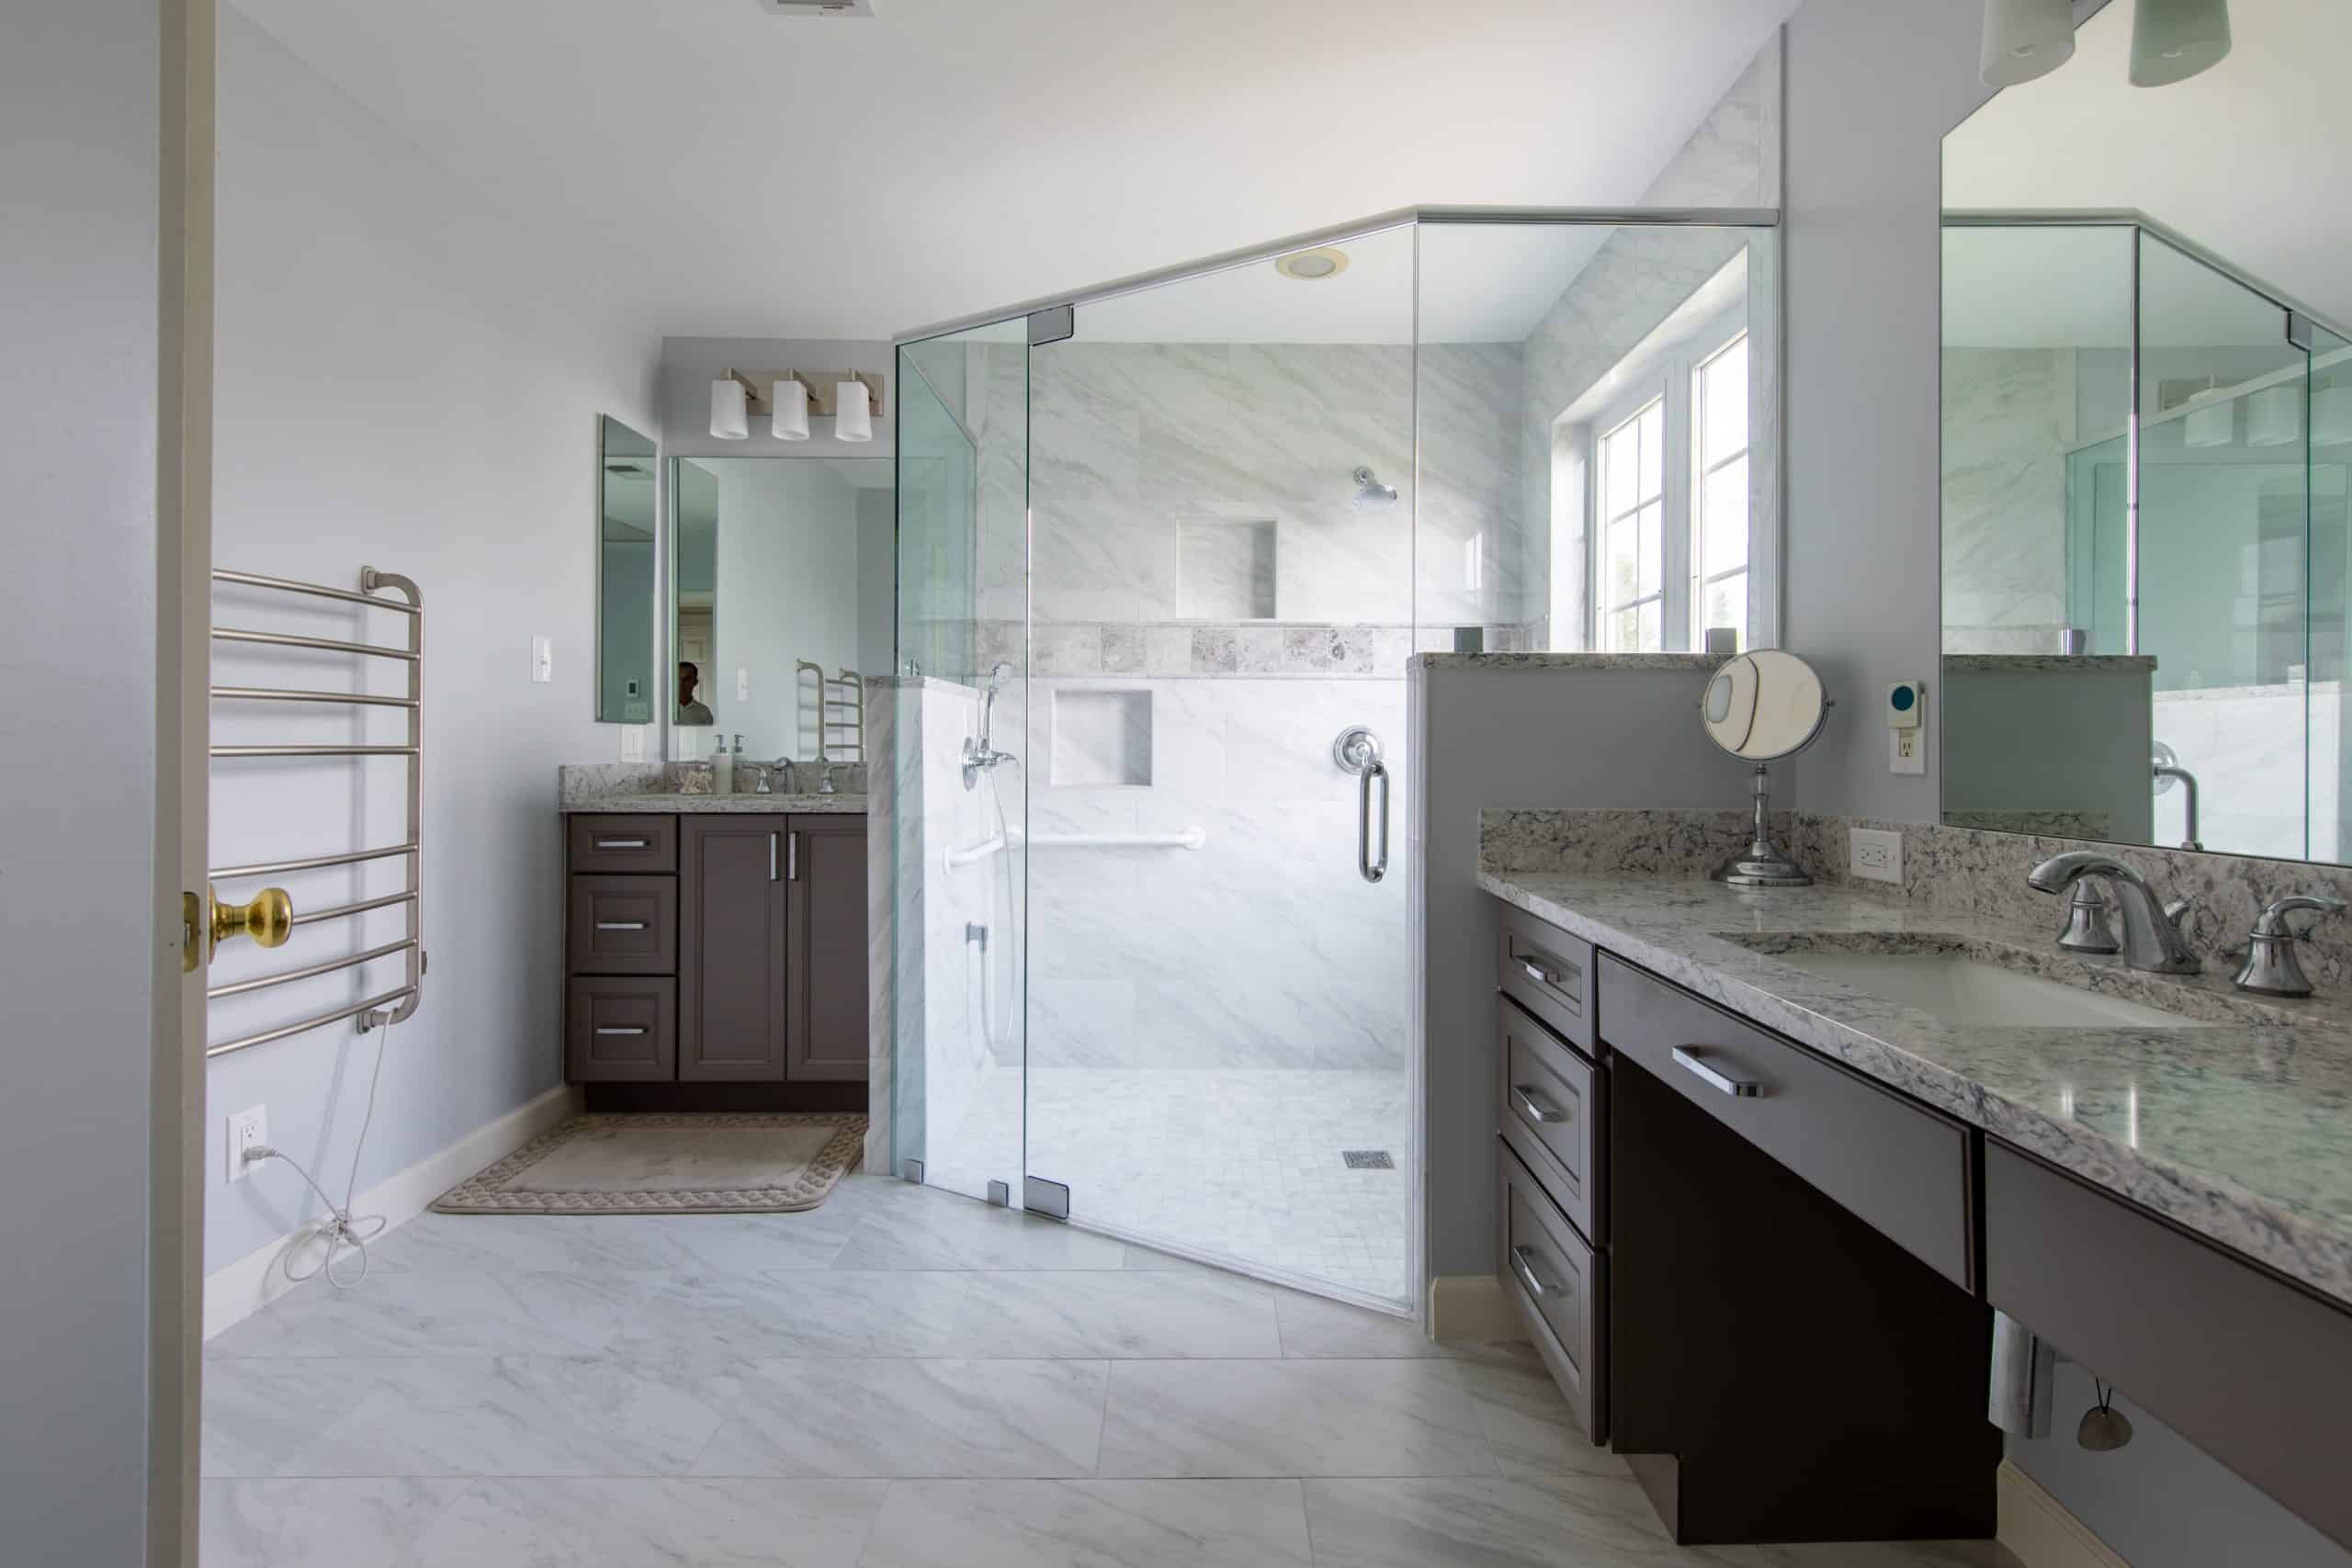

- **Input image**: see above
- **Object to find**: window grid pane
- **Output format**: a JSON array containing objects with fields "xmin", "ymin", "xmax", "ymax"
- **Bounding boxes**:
[
  {"xmin": 1598, "ymin": 394, "xmax": 1667, "ymax": 653},
  {"xmin": 1692, "ymin": 334, "xmax": 1750, "ymax": 649}
]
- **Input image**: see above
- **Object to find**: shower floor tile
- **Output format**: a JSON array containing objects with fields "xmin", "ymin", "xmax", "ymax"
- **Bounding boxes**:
[{"xmin": 924, "ymin": 1066, "xmax": 1411, "ymax": 1305}]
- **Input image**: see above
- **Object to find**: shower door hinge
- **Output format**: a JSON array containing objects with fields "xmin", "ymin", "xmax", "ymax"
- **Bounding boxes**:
[
  {"xmin": 1027, "ymin": 305, "xmax": 1074, "ymax": 347},
  {"xmin": 1023, "ymin": 1175, "xmax": 1071, "ymax": 1222},
  {"xmin": 2289, "ymin": 312, "xmax": 2316, "ymax": 353}
]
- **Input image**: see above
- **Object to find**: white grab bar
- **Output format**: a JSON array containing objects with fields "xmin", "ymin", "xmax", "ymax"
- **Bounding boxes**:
[{"xmin": 944, "ymin": 826, "xmax": 1207, "ymax": 872}]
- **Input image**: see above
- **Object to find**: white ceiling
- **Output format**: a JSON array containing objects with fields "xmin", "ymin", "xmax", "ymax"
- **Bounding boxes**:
[
  {"xmin": 1943, "ymin": 0, "xmax": 2352, "ymax": 336},
  {"xmin": 226, "ymin": 0, "xmax": 1793, "ymax": 342}
]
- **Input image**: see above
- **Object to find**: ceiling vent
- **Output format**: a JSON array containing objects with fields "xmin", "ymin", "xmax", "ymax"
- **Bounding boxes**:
[{"xmin": 758, "ymin": 1, "xmax": 876, "ymax": 16}]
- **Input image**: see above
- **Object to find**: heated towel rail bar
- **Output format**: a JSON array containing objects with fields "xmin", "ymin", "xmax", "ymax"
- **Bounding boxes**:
[{"xmin": 204, "ymin": 566, "xmax": 424, "ymax": 1056}]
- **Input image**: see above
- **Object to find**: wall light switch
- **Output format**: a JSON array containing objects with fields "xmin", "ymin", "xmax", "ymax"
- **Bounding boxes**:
[
  {"xmin": 531, "ymin": 635, "xmax": 553, "ymax": 683},
  {"xmin": 226, "ymin": 1104, "xmax": 267, "ymax": 1182},
  {"xmin": 1850, "ymin": 828, "xmax": 1904, "ymax": 886},
  {"xmin": 618, "ymin": 726, "xmax": 645, "ymax": 762},
  {"xmin": 735, "ymin": 667, "xmax": 750, "ymax": 702}
]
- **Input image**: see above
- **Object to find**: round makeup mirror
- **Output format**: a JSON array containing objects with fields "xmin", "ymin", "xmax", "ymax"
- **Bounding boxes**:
[{"xmin": 1700, "ymin": 650, "xmax": 1832, "ymax": 886}]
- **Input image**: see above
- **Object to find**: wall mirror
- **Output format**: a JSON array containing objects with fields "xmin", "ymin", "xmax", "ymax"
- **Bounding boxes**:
[
  {"xmin": 670, "ymin": 456, "xmax": 895, "ymax": 761},
  {"xmin": 596, "ymin": 416, "xmax": 658, "ymax": 722},
  {"xmin": 1940, "ymin": 0, "xmax": 2351, "ymax": 863}
]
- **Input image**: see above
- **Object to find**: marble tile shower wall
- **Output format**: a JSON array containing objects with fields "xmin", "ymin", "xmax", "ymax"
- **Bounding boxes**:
[
  {"xmin": 1941, "ymin": 346, "xmax": 2079, "ymax": 655},
  {"xmin": 1005, "ymin": 673, "xmax": 1411, "ymax": 1073}
]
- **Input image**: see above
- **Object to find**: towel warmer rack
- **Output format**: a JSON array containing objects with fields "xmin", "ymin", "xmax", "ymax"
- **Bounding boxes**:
[
  {"xmin": 204, "ymin": 566, "xmax": 424, "ymax": 1056},
  {"xmin": 796, "ymin": 660, "xmax": 866, "ymax": 763}
]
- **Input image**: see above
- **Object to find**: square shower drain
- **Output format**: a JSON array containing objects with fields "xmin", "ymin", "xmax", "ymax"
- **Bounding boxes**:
[{"xmin": 1341, "ymin": 1149, "xmax": 1396, "ymax": 1170}]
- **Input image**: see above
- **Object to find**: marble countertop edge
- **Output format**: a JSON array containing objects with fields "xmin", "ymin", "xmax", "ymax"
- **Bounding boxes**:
[
  {"xmin": 561, "ymin": 792, "xmax": 868, "ymax": 814},
  {"xmin": 1476, "ymin": 868, "xmax": 2352, "ymax": 1312}
]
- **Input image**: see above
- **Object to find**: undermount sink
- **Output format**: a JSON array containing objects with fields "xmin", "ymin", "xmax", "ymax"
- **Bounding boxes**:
[{"xmin": 1728, "ymin": 943, "xmax": 2211, "ymax": 1030}]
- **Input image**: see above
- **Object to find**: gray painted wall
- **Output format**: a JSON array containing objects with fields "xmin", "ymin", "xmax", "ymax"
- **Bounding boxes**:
[
  {"xmin": 205, "ymin": 10, "xmax": 662, "ymax": 1272},
  {"xmin": 1781, "ymin": 5, "xmax": 2351, "ymax": 1562},
  {"xmin": 1, "ymin": 3, "xmax": 165, "ymax": 1559},
  {"xmin": 1411, "ymin": 663, "xmax": 1752, "ymax": 1280}
]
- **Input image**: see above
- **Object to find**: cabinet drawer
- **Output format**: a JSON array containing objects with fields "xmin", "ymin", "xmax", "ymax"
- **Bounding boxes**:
[
  {"xmin": 567, "ymin": 874, "xmax": 678, "ymax": 975},
  {"xmin": 1501, "ymin": 1140, "xmax": 1606, "ymax": 1441},
  {"xmin": 1986, "ymin": 1143, "xmax": 2352, "ymax": 1552},
  {"xmin": 569, "ymin": 814, "xmax": 678, "ymax": 874},
  {"xmin": 1599, "ymin": 953, "xmax": 1975, "ymax": 1292},
  {"xmin": 566, "ymin": 977, "xmax": 676, "ymax": 1081},
  {"xmin": 1498, "ymin": 905, "xmax": 1594, "ymax": 1053},
  {"xmin": 1498, "ymin": 995, "xmax": 1602, "ymax": 1244}
]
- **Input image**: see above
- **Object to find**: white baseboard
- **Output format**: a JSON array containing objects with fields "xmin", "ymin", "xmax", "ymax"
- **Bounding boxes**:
[
  {"xmin": 1429, "ymin": 1272, "xmax": 1527, "ymax": 1342},
  {"xmin": 1998, "ymin": 1459, "xmax": 2132, "ymax": 1568},
  {"xmin": 203, "ymin": 1082, "xmax": 582, "ymax": 1339}
]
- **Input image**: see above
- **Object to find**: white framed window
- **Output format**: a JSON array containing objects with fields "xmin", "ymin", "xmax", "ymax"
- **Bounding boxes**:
[
  {"xmin": 1596, "ymin": 396, "xmax": 1667, "ymax": 652},
  {"xmin": 1692, "ymin": 332, "xmax": 1750, "ymax": 649}
]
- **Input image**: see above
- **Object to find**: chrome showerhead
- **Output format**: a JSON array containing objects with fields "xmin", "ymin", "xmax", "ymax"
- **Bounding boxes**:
[{"xmin": 1351, "ymin": 466, "xmax": 1399, "ymax": 510}]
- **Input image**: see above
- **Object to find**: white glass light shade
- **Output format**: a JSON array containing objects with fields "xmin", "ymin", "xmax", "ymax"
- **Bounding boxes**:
[
  {"xmin": 2246, "ymin": 384, "xmax": 2301, "ymax": 448},
  {"xmin": 2131, "ymin": 0, "xmax": 2230, "ymax": 88},
  {"xmin": 2182, "ymin": 398, "xmax": 2233, "ymax": 448},
  {"xmin": 709, "ymin": 377, "xmax": 750, "ymax": 440},
  {"xmin": 2312, "ymin": 386, "xmax": 2352, "ymax": 447},
  {"xmin": 1981, "ymin": 0, "xmax": 2076, "ymax": 87},
  {"xmin": 771, "ymin": 377, "xmax": 810, "ymax": 440},
  {"xmin": 834, "ymin": 378, "xmax": 874, "ymax": 443}
]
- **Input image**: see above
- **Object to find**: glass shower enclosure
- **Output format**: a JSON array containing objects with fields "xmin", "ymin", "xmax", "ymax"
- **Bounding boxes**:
[{"xmin": 891, "ymin": 209, "xmax": 1780, "ymax": 1312}]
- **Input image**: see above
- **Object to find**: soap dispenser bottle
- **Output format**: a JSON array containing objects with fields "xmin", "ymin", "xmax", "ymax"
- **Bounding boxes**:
[{"xmin": 711, "ymin": 731, "xmax": 735, "ymax": 795}]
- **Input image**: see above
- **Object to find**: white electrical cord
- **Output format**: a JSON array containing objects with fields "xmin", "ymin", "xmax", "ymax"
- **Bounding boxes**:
[{"xmin": 242, "ymin": 1015, "xmax": 396, "ymax": 1289}]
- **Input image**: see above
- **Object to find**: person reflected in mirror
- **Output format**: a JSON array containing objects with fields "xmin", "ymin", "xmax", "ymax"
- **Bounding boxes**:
[{"xmin": 676, "ymin": 660, "xmax": 715, "ymax": 726}]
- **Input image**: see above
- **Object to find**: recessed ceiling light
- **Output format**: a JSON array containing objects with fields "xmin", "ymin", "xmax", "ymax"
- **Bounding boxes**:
[{"xmin": 1275, "ymin": 247, "xmax": 1349, "ymax": 281}]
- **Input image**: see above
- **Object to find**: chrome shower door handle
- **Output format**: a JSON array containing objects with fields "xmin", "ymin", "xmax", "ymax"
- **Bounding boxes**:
[{"xmin": 1357, "ymin": 758, "xmax": 1389, "ymax": 884}]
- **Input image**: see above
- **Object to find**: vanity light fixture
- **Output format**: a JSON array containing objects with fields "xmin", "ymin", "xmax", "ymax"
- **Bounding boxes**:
[
  {"xmin": 2181, "ymin": 393, "xmax": 2233, "ymax": 449},
  {"xmin": 2246, "ymin": 383, "xmax": 2301, "ymax": 447},
  {"xmin": 1979, "ymin": 0, "xmax": 2075, "ymax": 86},
  {"xmin": 771, "ymin": 375, "xmax": 811, "ymax": 441},
  {"xmin": 2313, "ymin": 385, "xmax": 2352, "ymax": 447},
  {"xmin": 2130, "ymin": 0, "xmax": 2230, "ymax": 88},
  {"xmin": 835, "ymin": 378, "xmax": 874, "ymax": 443},
  {"xmin": 709, "ymin": 375, "xmax": 751, "ymax": 440}
]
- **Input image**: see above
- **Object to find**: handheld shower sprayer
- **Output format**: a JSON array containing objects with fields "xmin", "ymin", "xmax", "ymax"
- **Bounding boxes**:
[{"xmin": 963, "ymin": 661, "xmax": 1017, "ymax": 789}]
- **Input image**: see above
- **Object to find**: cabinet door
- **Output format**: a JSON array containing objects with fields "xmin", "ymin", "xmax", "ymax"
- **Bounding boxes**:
[
  {"xmin": 787, "ymin": 814, "xmax": 871, "ymax": 1081},
  {"xmin": 679, "ymin": 816, "xmax": 788, "ymax": 1080}
]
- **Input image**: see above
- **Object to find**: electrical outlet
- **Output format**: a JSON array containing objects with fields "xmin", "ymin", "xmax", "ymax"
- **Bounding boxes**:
[
  {"xmin": 1891, "ymin": 727, "xmax": 1926, "ymax": 776},
  {"xmin": 226, "ymin": 1104, "xmax": 268, "ymax": 1182},
  {"xmin": 618, "ymin": 725, "xmax": 645, "ymax": 762},
  {"xmin": 1850, "ymin": 828, "xmax": 1904, "ymax": 886}
]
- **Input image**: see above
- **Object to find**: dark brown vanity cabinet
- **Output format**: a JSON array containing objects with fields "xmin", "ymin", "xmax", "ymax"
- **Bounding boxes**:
[{"xmin": 565, "ymin": 811, "xmax": 867, "ymax": 1088}]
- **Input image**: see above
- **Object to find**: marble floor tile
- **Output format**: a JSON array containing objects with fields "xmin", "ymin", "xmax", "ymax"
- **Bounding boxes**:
[
  {"xmin": 368, "ymin": 1206, "xmax": 858, "ymax": 1275},
  {"xmin": 199, "ymin": 1478, "xmax": 457, "ymax": 1568},
  {"xmin": 1098, "ymin": 1358, "xmax": 1498, "ymax": 1478},
  {"xmin": 691, "ymin": 1358, "xmax": 1108, "ymax": 1478},
  {"xmin": 1272, "ymin": 1286, "xmax": 1444, "ymax": 1358},
  {"xmin": 1449, "ymin": 1341, "xmax": 1629, "ymax": 1480},
  {"xmin": 609, "ymin": 1269, "xmax": 973, "ymax": 1368},
  {"xmin": 1302, "ymin": 1472, "xmax": 1733, "ymax": 1567},
  {"xmin": 830, "ymin": 1188, "xmax": 1130, "ymax": 1271},
  {"xmin": 280, "ymin": 1355, "xmax": 724, "ymax": 1477},
  {"xmin": 414, "ymin": 1478, "xmax": 888, "ymax": 1567},
  {"xmin": 954, "ymin": 1267, "xmax": 1283, "ymax": 1358},
  {"xmin": 204, "ymin": 1269, "xmax": 666, "ymax": 1359},
  {"xmin": 201, "ymin": 1359, "xmax": 398, "ymax": 1478},
  {"xmin": 858, "ymin": 1479, "xmax": 1315, "ymax": 1568}
]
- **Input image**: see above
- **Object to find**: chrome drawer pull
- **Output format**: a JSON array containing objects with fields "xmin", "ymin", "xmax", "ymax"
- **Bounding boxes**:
[
  {"xmin": 594, "ymin": 920, "xmax": 649, "ymax": 931},
  {"xmin": 1510, "ymin": 1084, "xmax": 1566, "ymax": 1125},
  {"xmin": 1672, "ymin": 1046, "xmax": 1764, "ymax": 1098},
  {"xmin": 1510, "ymin": 1244, "xmax": 1557, "ymax": 1300},
  {"xmin": 593, "ymin": 837, "xmax": 649, "ymax": 850},
  {"xmin": 594, "ymin": 1025, "xmax": 648, "ymax": 1036},
  {"xmin": 1518, "ymin": 958, "xmax": 1562, "ymax": 987}
]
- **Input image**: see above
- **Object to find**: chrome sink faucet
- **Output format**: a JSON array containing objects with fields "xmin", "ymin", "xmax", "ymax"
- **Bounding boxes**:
[
  {"xmin": 2233, "ymin": 895, "xmax": 2346, "ymax": 997},
  {"xmin": 2027, "ymin": 852, "xmax": 2200, "ymax": 975}
]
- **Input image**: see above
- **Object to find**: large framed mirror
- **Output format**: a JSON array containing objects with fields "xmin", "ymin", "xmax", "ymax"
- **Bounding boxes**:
[
  {"xmin": 670, "ymin": 456, "xmax": 895, "ymax": 761},
  {"xmin": 596, "ymin": 415, "xmax": 658, "ymax": 722},
  {"xmin": 1940, "ymin": 0, "xmax": 2351, "ymax": 863}
]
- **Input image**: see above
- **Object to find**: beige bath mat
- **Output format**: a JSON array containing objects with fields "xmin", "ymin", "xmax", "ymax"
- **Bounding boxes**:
[{"xmin": 432, "ymin": 1112, "xmax": 866, "ymax": 1215}]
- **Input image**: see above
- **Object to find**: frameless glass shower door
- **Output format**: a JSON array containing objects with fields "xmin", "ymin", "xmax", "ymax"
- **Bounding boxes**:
[{"xmin": 891, "ymin": 323, "xmax": 1029, "ymax": 1205}]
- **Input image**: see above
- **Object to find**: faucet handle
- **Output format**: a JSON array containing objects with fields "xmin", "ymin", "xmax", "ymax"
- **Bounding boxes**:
[
  {"xmin": 2251, "ymin": 894, "xmax": 2347, "ymax": 940},
  {"xmin": 2236, "ymin": 896, "xmax": 2345, "ymax": 997}
]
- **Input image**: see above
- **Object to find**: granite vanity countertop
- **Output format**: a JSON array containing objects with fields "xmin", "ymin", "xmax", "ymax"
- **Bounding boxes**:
[
  {"xmin": 1477, "ymin": 869, "xmax": 2352, "ymax": 1310},
  {"xmin": 562, "ymin": 792, "xmax": 867, "ymax": 814}
]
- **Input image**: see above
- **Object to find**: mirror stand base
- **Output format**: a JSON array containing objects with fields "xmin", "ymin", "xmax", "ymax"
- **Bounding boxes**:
[{"xmin": 1716, "ymin": 762, "xmax": 1813, "ymax": 886}]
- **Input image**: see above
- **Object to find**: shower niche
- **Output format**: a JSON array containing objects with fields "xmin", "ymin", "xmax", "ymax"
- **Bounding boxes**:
[
  {"xmin": 1049, "ymin": 688, "xmax": 1154, "ymax": 787},
  {"xmin": 1176, "ymin": 518, "xmax": 1278, "ymax": 620}
]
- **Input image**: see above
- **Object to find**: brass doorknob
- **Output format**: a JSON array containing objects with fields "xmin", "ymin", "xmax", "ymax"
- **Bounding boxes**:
[{"xmin": 209, "ymin": 883, "xmax": 294, "ymax": 959}]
